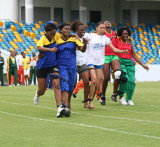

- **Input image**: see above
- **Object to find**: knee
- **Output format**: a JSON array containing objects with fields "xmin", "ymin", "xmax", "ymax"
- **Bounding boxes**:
[
  {"xmin": 83, "ymin": 80, "xmax": 89, "ymax": 87},
  {"xmin": 92, "ymin": 78, "xmax": 97, "ymax": 85},
  {"xmin": 54, "ymin": 83, "xmax": 60, "ymax": 90},
  {"xmin": 100, "ymin": 77, "xmax": 104, "ymax": 83},
  {"xmin": 114, "ymin": 70, "xmax": 121, "ymax": 79},
  {"xmin": 103, "ymin": 76, "xmax": 110, "ymax": 82}
]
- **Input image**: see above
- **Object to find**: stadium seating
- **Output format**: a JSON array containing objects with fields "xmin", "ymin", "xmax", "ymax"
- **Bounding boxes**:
[
  {"xmin": 86, "ymin": 22, "xmax": 160, "ymax": 64},
  {"xmin": 0, "ymin": 21, "xmax": 159, "ymax": 64}
]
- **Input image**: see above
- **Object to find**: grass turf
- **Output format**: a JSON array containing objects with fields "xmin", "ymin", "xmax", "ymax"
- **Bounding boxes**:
[{"xmin": 0, "ymin": 82, "xmax": 160, "ymax": 147}]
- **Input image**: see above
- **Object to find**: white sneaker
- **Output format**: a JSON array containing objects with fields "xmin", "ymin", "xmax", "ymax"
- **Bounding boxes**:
[
  {"xmin": 56, "ymin": 106, "xmax": 65, "ymax": 117},
  {"xmin": 119, "ymin": 97, "xmax": 127, "ymax": 105},
  {"xmin": 127, "ymin": 100, "xmax": 135, "ymax": 105},
  {"xmin": 33, "ymin": 91, "xmax": 40, "ymax": 105},
  {"xmin": 64, "ymin": 108, "xmax": 71, "ymax": 117}
]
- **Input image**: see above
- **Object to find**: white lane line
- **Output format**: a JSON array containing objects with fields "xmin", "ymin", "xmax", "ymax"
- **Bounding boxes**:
[
  {"xmin": 72, "ymin": 101, "xmax": 160, "ymax": 113},
  {"xmin": 136, "ymin": 104, "xmax": 160, "ymax": 108},
  {"xmin": 100, "ymin": 106, "xmax": 160, "ymax": 114},
  {"xmin": 0, "ymin": 110, "xmax": 160, "ymax": 140},
  {"xmin": 1, "ymin": 100, "xmax": 160, "ymax": 124}
]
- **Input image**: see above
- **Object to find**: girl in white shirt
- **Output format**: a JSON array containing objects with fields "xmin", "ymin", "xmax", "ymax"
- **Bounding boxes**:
[
  {"xmin": 84, "ymin": 22, "xmax": 128, "ymax": 109},
  {"xmin": 70, "ymin": 20, "xmax": 90, "ymax": 108}
]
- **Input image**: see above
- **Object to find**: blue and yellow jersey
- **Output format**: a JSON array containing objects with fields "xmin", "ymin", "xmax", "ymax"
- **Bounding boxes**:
[
  {"xmin": 22, "ymin": 57, "xmax": 30, "ymax": 70},
  {"xmin": 36, "ymin": 34, "xmax": 57, "ymax": 69},
  {"xmin": 56, "ymin": 36, "xmax": 83, "ymax": 68}
]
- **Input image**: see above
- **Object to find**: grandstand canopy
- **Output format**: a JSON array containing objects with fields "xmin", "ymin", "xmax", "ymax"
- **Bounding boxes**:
[{"xmin": 0, "ymin": 0, "xmax": 160, "ymax": 25}]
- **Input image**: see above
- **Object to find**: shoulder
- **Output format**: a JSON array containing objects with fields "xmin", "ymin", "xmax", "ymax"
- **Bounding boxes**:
[
  {"xmin": 85, "ymin": 33, "xmax": 97, "ymax": 40},
  {"xmin": 55, "ymin": 33, "xmax": 61, "ymax": 40},
  {"xmin": 103, "ymin": 35, "xmax": 110, "ymax": 41},
  {"xmin": 40, "ymin": 35, "xmax": 46, "ymax": 40},
  {"xmin": 38, "ymin": 35, "xmax": 46, "ymax": 43},
  {"xmin": 112, "ymin": 31, "xmax": 117, "ymax": 35},
  {"xmin": 83, "ymin": 33, "xmax": 89, "ymax": 38}
]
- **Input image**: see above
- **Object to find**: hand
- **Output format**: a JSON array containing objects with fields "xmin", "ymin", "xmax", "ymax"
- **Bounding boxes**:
[
  {"xmin": 83, "ymin": 38, "xmax": 89, "ymax": 45},
  {"xmin": 122, "ymin": 49, "xmax": 128, "ymax": 54},
  {"xmin": 38, "ymin": 52, "xmax": 44, "ymax": 58},
  {"xmin": 51, "ymin": 47, "xmax": 57, "ymax": 52},
  {"xmin": 142, "ymin": 64, "xmax": 150, "ymax": 71},
  {"xmin": 110, "ymin": 36, "xmax": 116, "ymax": 40},
  {"xmin": 74, "ymin": 34, "xmax": 81, "ymax": 41}
]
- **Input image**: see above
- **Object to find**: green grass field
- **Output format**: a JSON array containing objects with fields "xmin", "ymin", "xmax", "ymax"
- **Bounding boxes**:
[{"xmin": 0, "ymin": 82, "xmax": 160, "ymax": 147}]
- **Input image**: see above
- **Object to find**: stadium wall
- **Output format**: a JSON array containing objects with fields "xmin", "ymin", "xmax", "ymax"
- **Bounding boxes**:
[{"xmin": 0, "ymin": 0, "xmax": 160, "ymax": 24}]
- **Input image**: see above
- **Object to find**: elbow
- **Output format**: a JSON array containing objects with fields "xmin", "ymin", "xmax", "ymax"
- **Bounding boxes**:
[
  {"xmin": 81, "ymin": 49, "xmax": 85, "ymax": 52},
  {"xmin": 37, "ymin": 46, "xmax": 42, "ymax": 51}
]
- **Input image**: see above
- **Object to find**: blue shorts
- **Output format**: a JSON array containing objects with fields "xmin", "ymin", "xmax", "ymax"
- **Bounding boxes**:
[
  {"xmin": 87, "ymin": 64, "xmax": 103, "ymax": 69},
  {"xmin": 59, "ymin": 67, "xmax": 77, "ymax": 92}
]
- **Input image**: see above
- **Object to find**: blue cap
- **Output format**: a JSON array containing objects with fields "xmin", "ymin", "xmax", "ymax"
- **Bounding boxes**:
[{"xmin": 49, "ymin": 21, "xmax": 54, "ymax": 24}]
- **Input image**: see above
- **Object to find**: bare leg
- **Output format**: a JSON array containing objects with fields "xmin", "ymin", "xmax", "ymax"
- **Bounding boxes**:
[
  {"xmin": 37, "ymin": 78, "xmax": 47, "ymax": 96},
  {"xmin": 62, "ymin": 91, "xmax": 69, "ymax": 107},
  {"xmin": 80, "ymin": 71, "xmax": 90, "ymax": 108},
  {"xmin": 110, "ymin": 59, "xmax": 120, "ymax": 102},
  {"xmin": 96, "ymin": 72, "xmax": 104, "ymax": 99},
  {"xmin": 68, "ymin": 91, "xmax": 72, "ymax": 109},
  {"xmin": 52, "ymin": 74, "xmax": 62, "ymax": 107},
  {"xmin": 89, "ymin": 67, "xmax": 102, "ymax": 109},
  {"xmin": 102, "ymin": 63, "xmax": 111, "ymax": 97},
  {"xmin": 88, "ymin": 67, "xmax": 97, "ymax": 109},
  {"xmin": 111, "ymin": 59, "xmax": 120, "ymax": 93}
]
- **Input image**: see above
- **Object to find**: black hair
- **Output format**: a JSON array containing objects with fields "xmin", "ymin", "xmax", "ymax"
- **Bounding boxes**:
[
  {"xmin": 44, "ymin": 22, "xmax": 57, "ymax": 32},
  {"xmin": 21, "ymin": 51, "xmax": 24, "ymax": 55},
  {"xmin": 70, "ymin": 20, "xmax": 84, "ymax": 32},
  {"xmin": 58, "ymin": 23, "xmax": 70, "ymax": 31},
  {"xmin": 96, "ymin": 22, "xmax": 105, "ymax": 27},
  {"xmin": 117, "ymin": 26, "xmax": 131, "ymax": 37}
]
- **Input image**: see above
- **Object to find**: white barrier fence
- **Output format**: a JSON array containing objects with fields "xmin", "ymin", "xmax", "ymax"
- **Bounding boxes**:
[
  {"xmin": 135, "ymin": 65, "xmax": 160, "ymax": 82},
  {"xmin": 1, "ymin": 49, "xmax": 160, "ymax": 82}
]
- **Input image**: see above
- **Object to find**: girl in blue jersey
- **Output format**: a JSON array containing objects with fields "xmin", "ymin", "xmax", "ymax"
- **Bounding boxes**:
[
  {"xmin": 56, "ymin": 23, "xmax": 87, "ymax": 116},
  {"xmin": 34, "ymin": 22, "xmax": 63, "ymax": 117}
]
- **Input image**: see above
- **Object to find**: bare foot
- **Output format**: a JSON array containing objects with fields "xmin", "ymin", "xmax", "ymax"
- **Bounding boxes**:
[
  {"xmin": 84, "ymin": 102, "xmax": 90, "ymax": 108},
  {"xmin": 89, "ymin": 101, "xmax": 95, "ymax": 109}
]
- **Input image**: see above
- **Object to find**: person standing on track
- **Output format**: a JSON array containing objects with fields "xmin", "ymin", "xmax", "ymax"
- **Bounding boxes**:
[
  {"xmin": 33, "ymin": 22, "xmax": 63, "ymax": 117},
  {"xmin": 84, "ymin": 22, "xmax": 128, "ymax": 109},
  {"xmin": 70, "ymin": 20, "xmax": 90, "ymax": 108},
  {"xmin": 101, "ymin": 21, "xmax": 121, "ymax": 105},
  {"xmin": 112, "ymin": 26, "xmax": 149, "ymax": 105}
]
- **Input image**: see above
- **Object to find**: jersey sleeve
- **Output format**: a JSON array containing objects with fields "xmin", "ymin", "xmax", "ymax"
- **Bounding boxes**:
[
  {"xmin": 37, "ymin": 36, "xmax": 45, "ymax": 47},
  {"xmin": 55, "ymin": 33, "xmax": 61, "ymax": 40},
  {"xmin": 105, "ymin": 36, "xmax": 111, "ymax": 45},
  {"xmin": 75, "ymin": 39, "xmax": 83, "ymax": 47},
  {"xmin": 83, "ymin": 33, "xmax": 90, "ymax": 40},
  {"xmin": 111, "ymin": 37, "xmax": 118, "ymax": 47}
]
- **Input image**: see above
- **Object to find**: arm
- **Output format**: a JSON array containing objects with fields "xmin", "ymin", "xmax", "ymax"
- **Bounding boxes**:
[
  {"xmin": 78, "ymin": 44, "xmax": 87, "ymax": 52},
  {"xmin": 108, "ymin": 42, "xmax": 128, "ymax": 54},
  {"xmin": 37, "ymin": 36, "xmax": 57, "ymax": 52},
  {"xmin": 77, "ymin": 38, "xmax": 88, "ymax": 52},
  {"xmin": 131, "ymin": 43, "xmax": 149, "ymax": 71},
  {"xmin": 37, "ymin": 46, "xmax": 57, "ymax": 52}
]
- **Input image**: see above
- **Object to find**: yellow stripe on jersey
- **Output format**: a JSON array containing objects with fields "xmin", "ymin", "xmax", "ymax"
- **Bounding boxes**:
[
  {"xmin": 37, "ymin": 33, "xmax": 59, "ymax": 47},
  {"xmin": 56, "ymin": 36, "xmax": 83, "ymax": 47}
]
